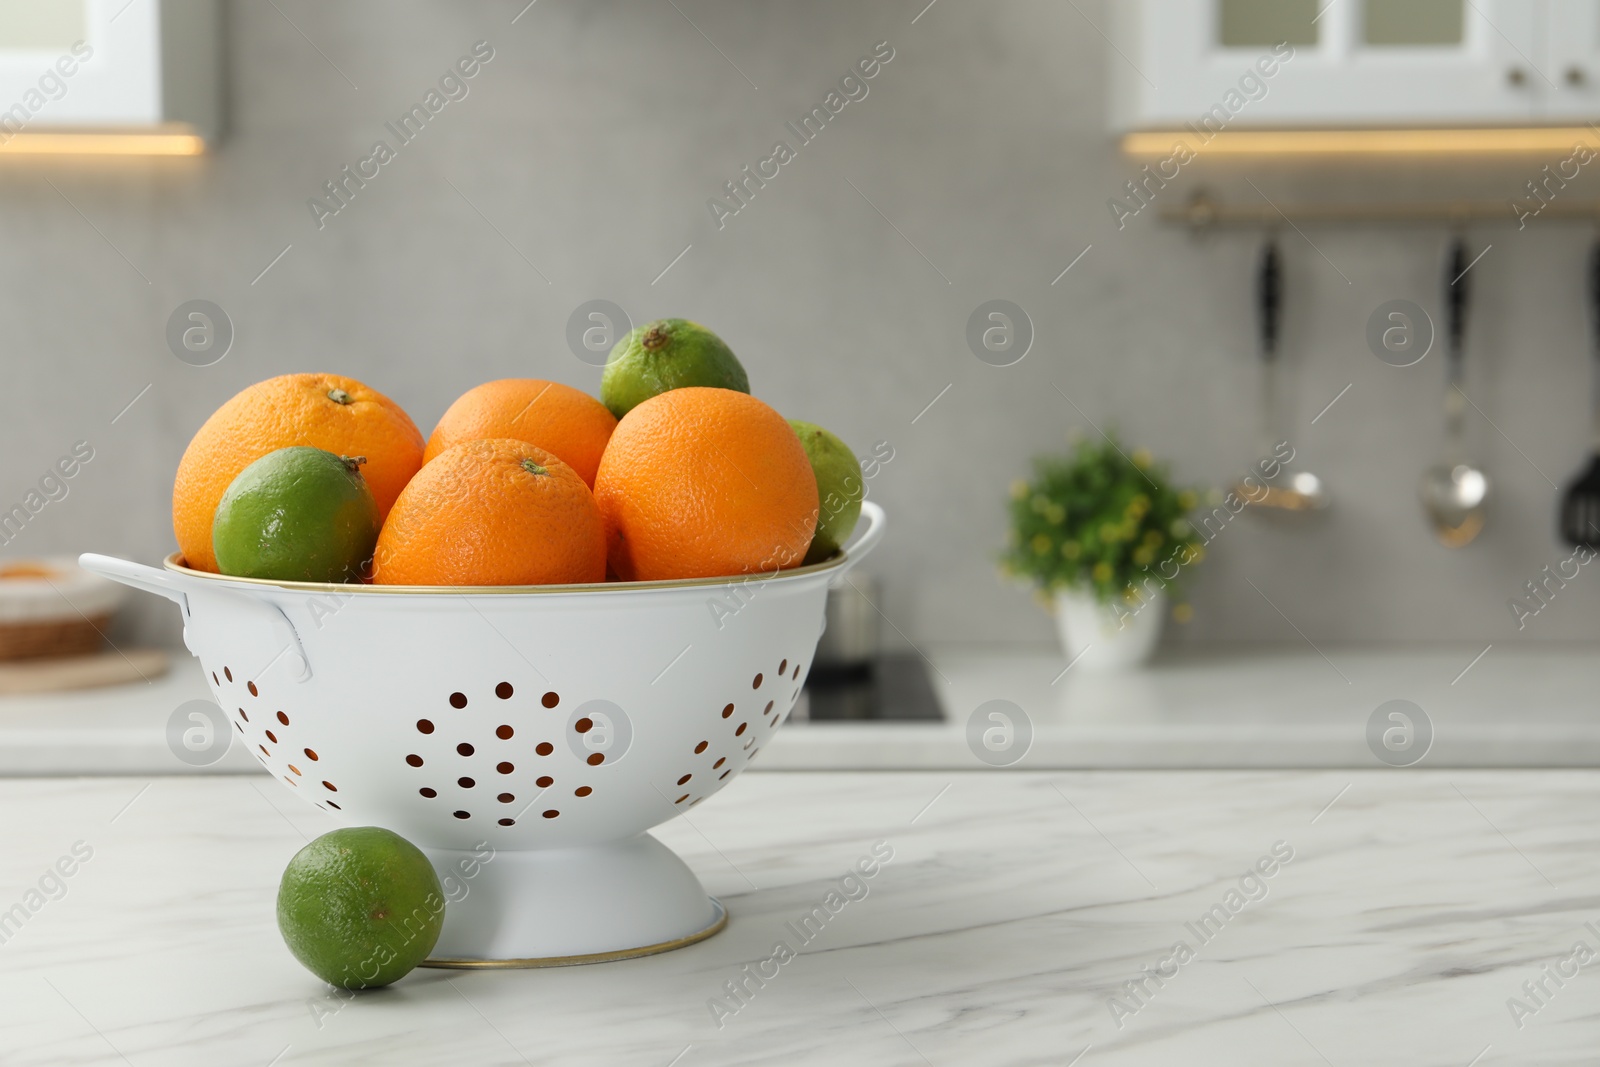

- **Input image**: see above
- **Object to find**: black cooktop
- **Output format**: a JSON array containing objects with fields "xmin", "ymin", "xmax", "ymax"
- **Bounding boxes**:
[{"xmin": 794, "ymin": 653, "xmax": 945, "ymax": 722}]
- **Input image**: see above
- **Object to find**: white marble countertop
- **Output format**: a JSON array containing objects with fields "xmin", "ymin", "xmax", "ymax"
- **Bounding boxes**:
[
  {"xmin": 3, "ymin": 644, "xmax": 1600, "ymax": 773},
  {"xmin": 1, "ymin": 768, "xmax": 1595, "ymax": 1065},
  {"xmin": 783, "ymin": 643, "xmax": 1600, "ymax": 770}
]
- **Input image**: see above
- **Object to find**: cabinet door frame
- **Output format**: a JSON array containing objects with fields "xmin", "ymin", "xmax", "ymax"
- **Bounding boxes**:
[
  {"xmin": 1111, "ymin": 0, "xmax": 1540, "ymax": 129},
  {"xmin": 0, "ymin": 0, "xmax": 219, "ymax": 140},
  {"xmin": 0, "ymin": 0, "xmax": 162, "ymax": 128},
  {"xmin": 1542, "ymin": 0, "xmax": 1600, "ymax": 117}
]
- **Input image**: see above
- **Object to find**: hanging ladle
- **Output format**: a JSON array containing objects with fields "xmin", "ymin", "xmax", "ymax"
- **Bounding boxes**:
[
  {"xmin": 1419, "ymin": 236, "xmax": 1490, "ymax": 547},
  {"xmin": 1238, "ymin": 237, "xmax": 1329, "ymax": 511}
]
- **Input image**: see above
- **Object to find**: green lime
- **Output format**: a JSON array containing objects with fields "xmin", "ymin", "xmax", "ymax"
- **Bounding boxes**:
[
  {"xmin": 600, "ymin": 318, "xmax": 749, "ymax": 418},
  {"xmin": 212, "ymin": 446, "xmax": 379, "ymax": 583},
  {"xmin": 790, "ymin": 420, "xmax": 863, "ymax": 565},
  {"xmin": 276, "ymin": 827, "xmax": 444, "ymax": 990}
]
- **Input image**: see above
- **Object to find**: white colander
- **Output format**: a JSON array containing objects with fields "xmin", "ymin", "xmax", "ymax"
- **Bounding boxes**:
[{"xmin": 79, "ymin": 502, "xmax": 883, "ymax": 966}]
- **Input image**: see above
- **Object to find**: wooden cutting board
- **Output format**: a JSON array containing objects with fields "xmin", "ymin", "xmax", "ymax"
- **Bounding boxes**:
[{"xmin": 0, "ymin": 650, "xmax": 170, "ymax": 695}]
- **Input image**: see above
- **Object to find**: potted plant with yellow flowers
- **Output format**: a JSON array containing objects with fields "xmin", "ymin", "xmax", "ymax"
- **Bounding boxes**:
[{"xmin": 1001, "ymin": 435, "xmax": 1204, "ymax": 670}]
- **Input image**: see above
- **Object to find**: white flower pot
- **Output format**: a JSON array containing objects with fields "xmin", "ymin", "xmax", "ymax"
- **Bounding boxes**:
[{"xmin": 1053, "ymin": 588, "xmax": 1164, "ymax": 671}]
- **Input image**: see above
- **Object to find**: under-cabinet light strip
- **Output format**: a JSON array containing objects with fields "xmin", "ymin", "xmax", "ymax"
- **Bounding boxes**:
[
  {"xmin": 0, "ymin": 130, "xmax": 206, "ymax": 156},
  {"xmin": 1121, "ymin": 127, "xmax": 1600, "ymax": 157}
]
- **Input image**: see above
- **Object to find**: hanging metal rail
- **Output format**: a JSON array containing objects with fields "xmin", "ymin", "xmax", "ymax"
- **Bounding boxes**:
[{"xmin": 1161, "ymin": 190, "xmax": 1600, "ymax": 231}]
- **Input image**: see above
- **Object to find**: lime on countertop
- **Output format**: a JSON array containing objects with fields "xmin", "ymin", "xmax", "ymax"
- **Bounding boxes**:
[{"xmin": 277, "ymin": 826, "xmax": 444, "ymax": 989}]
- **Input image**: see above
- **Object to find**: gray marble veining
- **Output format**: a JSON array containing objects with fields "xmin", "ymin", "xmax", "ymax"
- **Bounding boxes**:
[{"xmin": 0, "ymin": 769, "xmax": 1595, "ymax": 1064}]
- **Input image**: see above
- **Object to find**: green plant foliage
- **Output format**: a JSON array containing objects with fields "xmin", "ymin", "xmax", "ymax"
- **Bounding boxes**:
[{"xmin": 1001, "ymin": 434, "xmax": 1205, "ymax": 610}]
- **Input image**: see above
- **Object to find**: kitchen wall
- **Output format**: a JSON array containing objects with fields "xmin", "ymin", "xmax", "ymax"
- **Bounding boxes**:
[{"xmin": 4, "ymin": 0, "xmax": 1599, "ymax": 652}]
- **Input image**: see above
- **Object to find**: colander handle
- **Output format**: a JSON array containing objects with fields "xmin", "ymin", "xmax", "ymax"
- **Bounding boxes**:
[
  {"xmin": 828, "ymin": 501, "xmax": 885, "ymax": 588},
  {"xmin": 78, "ymin": 553, "xmax": 191, "ymax": 609},
  {"xmin": 77, "ymin": 554, "xmax": 313, "ymax": 683}
]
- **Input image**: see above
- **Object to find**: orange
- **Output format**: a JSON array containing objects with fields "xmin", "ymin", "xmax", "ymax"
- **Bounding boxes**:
[
  {"xmin": 173, "ymin": 374, "xmax": 424, "ymax": 573},
  {"xmin": 372, "ymin": 439, "xmax": 604, "ymax": 586},
  {"xmin": 424, "ymin": 380, "xmax": 616, "ymax": 487},
  {"xmin": 594, "ymin": 387, "xmax": 819, "ymax": 581}
]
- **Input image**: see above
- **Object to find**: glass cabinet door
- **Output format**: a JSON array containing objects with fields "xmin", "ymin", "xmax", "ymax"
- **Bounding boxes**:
[
  {"xmin": 0, "ymin": 1, "xmax": 88, "ymax": 50},
  {"xmin": 1358, "ymin": 0, "xmax": 1466, "ymax": 47},
  {"xmin": 1217, "ymin": 0, "xmax": 1320, "ymax": 48}
]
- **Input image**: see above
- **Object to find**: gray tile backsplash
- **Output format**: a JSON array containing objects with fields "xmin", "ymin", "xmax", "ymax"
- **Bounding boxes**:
[{"xmin": 3, "ymin": 0, "xmax": 1597, "ymax": 651}]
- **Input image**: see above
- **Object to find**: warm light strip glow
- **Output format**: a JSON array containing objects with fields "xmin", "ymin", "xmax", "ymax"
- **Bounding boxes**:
[
  {"xmin": 1121, "ymin": 127, "xmax": 1600, "ymax": 157},
  {"xmin": 0, "ymin": 130, "xmax": 206, "ymax": 156}
]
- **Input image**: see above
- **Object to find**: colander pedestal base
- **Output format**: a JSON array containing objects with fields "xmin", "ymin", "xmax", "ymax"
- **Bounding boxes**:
[{"xmin": 419, "ymin": 834, "xmax": 725, "ymax": 968}]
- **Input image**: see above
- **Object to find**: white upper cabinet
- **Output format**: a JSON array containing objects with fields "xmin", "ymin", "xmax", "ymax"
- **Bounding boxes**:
[
  {"xmin": 1110, "ymin": 0, "xmax": 1579, "ymax": 129},
  {"xmin": 0, "ymin": 0, "xmax": 220, "ymax": 147},
  {"xmin": 1545, "ymin": 0, "xmax": 1600, "ymax": 116}
]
